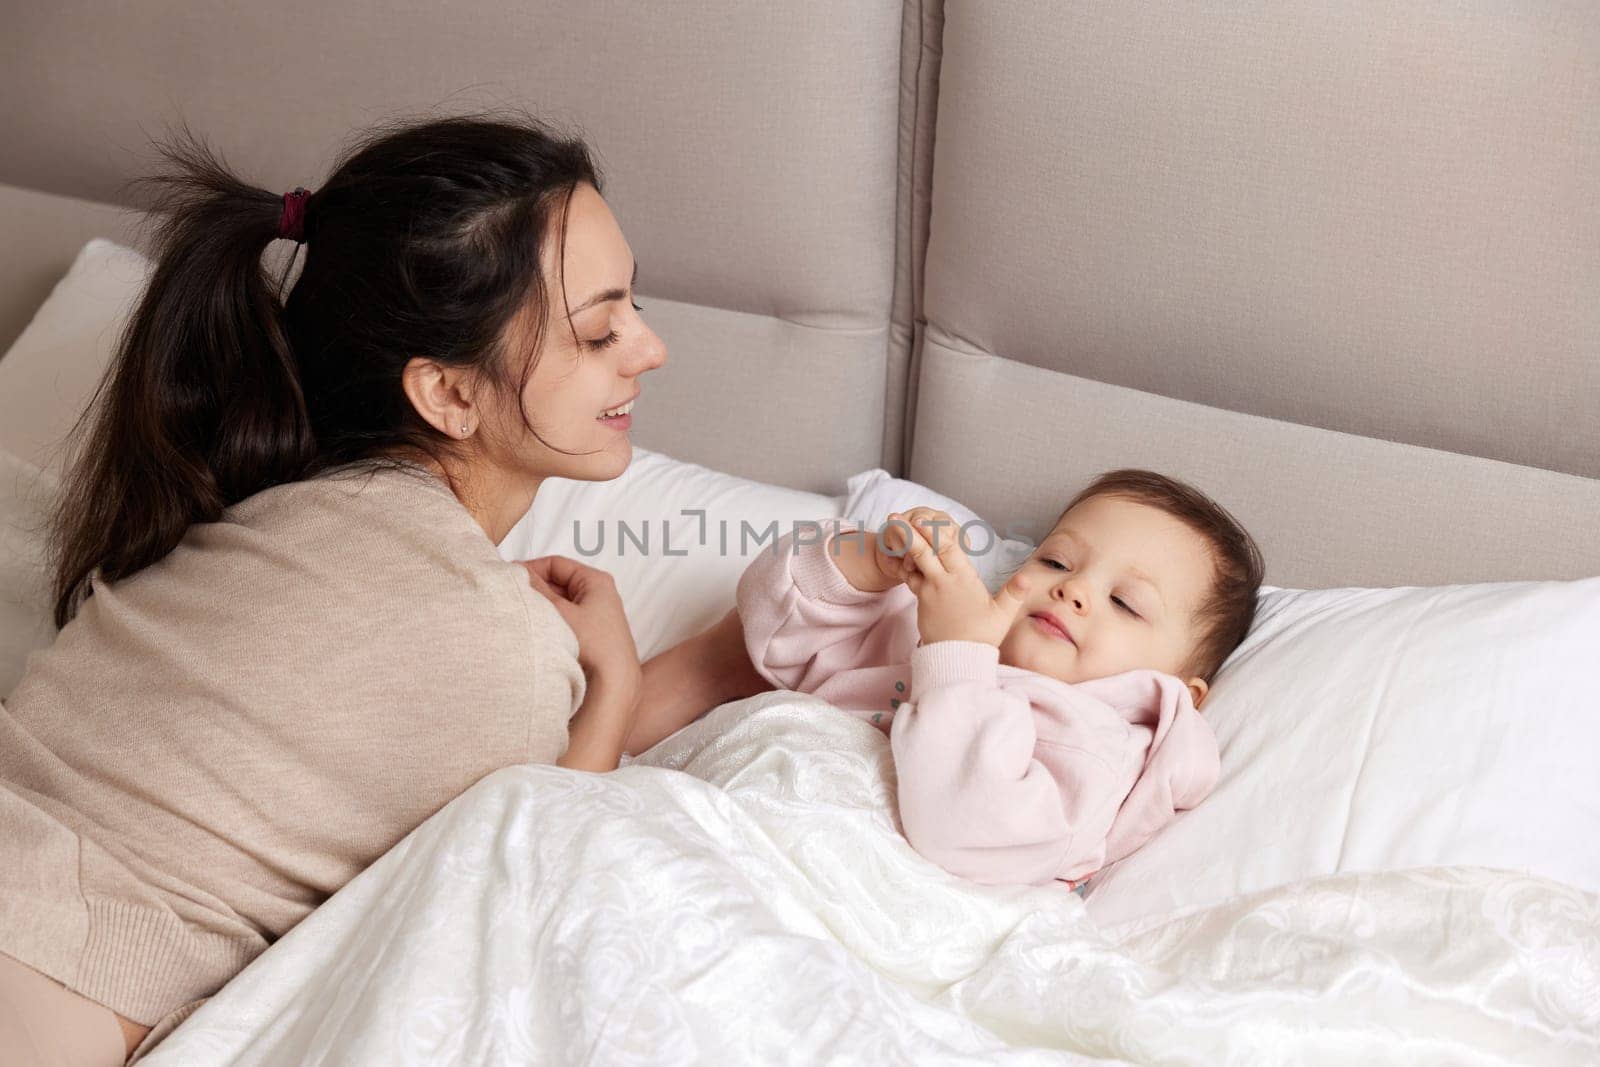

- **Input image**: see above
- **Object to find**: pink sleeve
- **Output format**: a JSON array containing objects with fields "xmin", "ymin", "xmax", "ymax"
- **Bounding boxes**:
[
  {"xmin": 889, "ymin": 641, "xmax": 1124, "ymax": 886},
  {"xmin": 734, "ymin": 521, "xmax": 917, "ymax": 694}
]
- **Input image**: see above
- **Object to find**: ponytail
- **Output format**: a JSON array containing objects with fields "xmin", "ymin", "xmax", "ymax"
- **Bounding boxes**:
[
  {"xmin": 49, "ymin": 132, "xmax": 316, "ymax": 627},
  {"xmin": 48, "ymin": 113, "xmax": 602, "ymax": 629}
]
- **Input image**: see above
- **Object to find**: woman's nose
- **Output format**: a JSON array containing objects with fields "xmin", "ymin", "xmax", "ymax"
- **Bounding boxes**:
[{"xmin": 627, "ymin": 321, "xmax": 668, "ymax": 375}]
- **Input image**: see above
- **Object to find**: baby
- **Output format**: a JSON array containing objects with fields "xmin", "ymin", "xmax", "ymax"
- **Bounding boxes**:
[{"xmin": 733, "ymin": 469, "xmax": 1264, "ymax": 890}]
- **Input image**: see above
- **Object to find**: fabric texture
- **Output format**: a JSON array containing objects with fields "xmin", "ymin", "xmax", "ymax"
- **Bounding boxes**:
[
  {"xmin": 139, "ymin": 693, "xmax": 1600, "ymax": 1066},
  {"xmin": 0, "ymin": 0, "xmax": 908, "ymax": 489},
  {"xmin": 924, "ymin": 0, "xmax": 1600, "ymax": 478},
  {"xmin": 1, "ymin": 449, "xmax": 57, "ymax": 698},
  {"xmin": 0, "ymin": 186, "xmax": 145, "ymax": 358},
  {"xmin": 911, "ymin": 335, "xmax": 1600, "ymax": 587},
  {"xmin": 886, "ymin": 0, "xmax": 945, "ymax": 472},
  {"xmin": 0, "ymin": 238, "xmax": 149, "ymax": 477},
  {"xmin": 0, "ymin": 461, "xmax": 585, "ymax": 1028},
  {"xmin": 600, "ymin": 294, "xmax": 890, "ymax": 492},
  {"xmin": 735, "ymin": 522, "xmax": 1219, "ymax": 886}
]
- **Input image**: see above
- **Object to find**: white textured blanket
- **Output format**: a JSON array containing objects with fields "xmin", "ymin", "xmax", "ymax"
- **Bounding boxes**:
[{"xmin": 143, "ymin": 692, "xmax": 1599, "ymax": 1065}]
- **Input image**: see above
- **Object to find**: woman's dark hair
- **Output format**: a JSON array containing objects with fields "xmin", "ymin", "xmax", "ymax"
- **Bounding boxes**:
[{"xmin": 48, "ymin": 113, "xmax": 601, "ymax": 628}]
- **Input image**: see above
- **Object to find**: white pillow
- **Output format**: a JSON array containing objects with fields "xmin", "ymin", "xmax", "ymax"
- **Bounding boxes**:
[
  {"xmin": 500, "ymin": 448, "xmax": 845, "ymax": 660},
  {"xmin": 0, "ymin": 450, "xmax": 58, "ymax": 699},
  {"xmin": 0, "ymin": 238, "xmax": 151, "ymax": 476},
  {"xmin": 1085, "ymin": 579, "xmax": 1600, "ymax": 927},
  {"xmin": 843, "ymin": 469, "xmax": 1036, "ymax": 593},
  {"xmin": 0, "ymin": 238, "xmax": 148, "ymax": 699}
]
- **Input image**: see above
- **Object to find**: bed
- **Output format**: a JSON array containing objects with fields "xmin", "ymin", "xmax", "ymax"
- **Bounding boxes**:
[{"xmin": 1, "ymin": 1, "xmax": 1597, "ymax": 1063}]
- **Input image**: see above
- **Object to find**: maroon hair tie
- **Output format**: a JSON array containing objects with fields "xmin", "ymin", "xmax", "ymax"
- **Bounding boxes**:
[{"xmin": 277, "ymin": 187, "xmax": 310, "ymax": 242}]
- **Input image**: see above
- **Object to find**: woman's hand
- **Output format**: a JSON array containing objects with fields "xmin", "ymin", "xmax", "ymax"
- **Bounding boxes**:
[
  {"xmin": 887, "ymin": 510, "xmax": 1031, "ymax": 647},
  {"xmin": 521, "ymin": 556, "xmax": 641, "ymax": 771},
  {"xmin": 521, "ymin": 556, "xmax": 642, "ymax": 697}
]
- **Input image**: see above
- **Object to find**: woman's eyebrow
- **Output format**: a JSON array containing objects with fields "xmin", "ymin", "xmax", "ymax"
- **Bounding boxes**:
[{"xmin": 571, "ymin": 261, "xmax": 638, "ymax": 314}]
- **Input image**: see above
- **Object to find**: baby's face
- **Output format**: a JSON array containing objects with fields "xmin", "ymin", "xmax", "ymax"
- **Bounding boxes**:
[{"xmin": 997, "ymin": 495, "xmax": 1214, "ymax": 689}]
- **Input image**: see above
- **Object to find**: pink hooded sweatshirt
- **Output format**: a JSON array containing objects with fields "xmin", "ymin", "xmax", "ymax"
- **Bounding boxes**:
[{"xmin": 735, "ymin": 522, "xmax": 1221, "ymax": 888}]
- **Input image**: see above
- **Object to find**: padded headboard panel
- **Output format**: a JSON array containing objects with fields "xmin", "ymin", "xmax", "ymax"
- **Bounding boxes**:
[
  {"xmin": 912, "ymin": 0, "xmax": 1600, "ymax": 587},
  {"xmin": 0, "ymin": 1, "xmax": 908, "ymax": 493}
]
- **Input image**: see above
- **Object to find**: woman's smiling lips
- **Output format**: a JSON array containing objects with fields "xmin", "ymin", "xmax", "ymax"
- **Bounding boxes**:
[
  {"xmin": 598, "ymin": 393, "xmax": 637, "ymax": 430},
  {"xmin": 1029, "ymin": 612, "xmax": 1075, "ymax": 645}
]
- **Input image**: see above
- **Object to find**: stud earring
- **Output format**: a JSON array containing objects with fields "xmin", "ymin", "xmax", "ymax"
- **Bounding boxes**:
[{"xmin": 461, "ymin": 424, "xmax": 470, "ymax": 436}]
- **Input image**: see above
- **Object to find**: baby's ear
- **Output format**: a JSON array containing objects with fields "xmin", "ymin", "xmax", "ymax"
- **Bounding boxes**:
[{"xmin": 1186, "ymin": 677, "xmax": 1209, "ymax": 709}]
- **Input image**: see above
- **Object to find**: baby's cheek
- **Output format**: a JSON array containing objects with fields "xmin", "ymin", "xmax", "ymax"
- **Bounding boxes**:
[{"xmin": 1145, "ymin": 633, "xmax": 1194, "ymax": 679}]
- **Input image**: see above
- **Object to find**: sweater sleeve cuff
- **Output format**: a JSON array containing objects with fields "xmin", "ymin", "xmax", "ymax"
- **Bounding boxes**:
[
  {"xmin": 911, "ymin": 640, "xmax": 1001, "ymax": 692},
  {"xmin": 788, "ymin": 521, "xmax": 885, "ymax": 606}
]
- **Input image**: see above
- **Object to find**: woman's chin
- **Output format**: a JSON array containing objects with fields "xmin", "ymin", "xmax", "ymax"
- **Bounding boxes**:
[{"xmin": 573, "ymin": 435, "xmax": 633, "ymax": 481}]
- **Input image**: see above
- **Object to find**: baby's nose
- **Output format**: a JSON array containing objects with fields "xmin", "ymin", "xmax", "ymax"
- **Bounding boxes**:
[{"xmin": 1051, "ymin": 581, "xmax": 1087, "ymax": 612}]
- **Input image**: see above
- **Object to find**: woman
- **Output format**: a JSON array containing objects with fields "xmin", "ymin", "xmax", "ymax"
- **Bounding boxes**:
[{"xmin": 0, "ymin": 115, "xmax": 666, "ymax": 1064}]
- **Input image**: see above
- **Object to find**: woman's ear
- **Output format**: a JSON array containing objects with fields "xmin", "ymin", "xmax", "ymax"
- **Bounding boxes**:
[
  {"xmin": 1186, "ymin": 676, "xmax": 1209, "ymax": 709},
  {"xmin": 401, "ymin": 355, "xmax": 477, "ymax": 437}
]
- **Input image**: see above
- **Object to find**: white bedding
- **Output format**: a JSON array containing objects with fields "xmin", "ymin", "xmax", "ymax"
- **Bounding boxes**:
[{"xmin": 143, "ymin": 693, "xmax": 1600, "ymax": 1065}]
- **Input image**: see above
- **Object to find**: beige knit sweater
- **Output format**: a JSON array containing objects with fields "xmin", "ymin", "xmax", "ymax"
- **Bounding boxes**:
[{"xmin": 0, "ymin": 461, "xmax": 585, "ymax": 1028}]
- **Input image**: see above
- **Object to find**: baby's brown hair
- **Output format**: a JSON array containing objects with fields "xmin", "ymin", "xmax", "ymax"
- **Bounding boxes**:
[{"xmin": 1058, "ymin": 470, "xmax": 1264, "ymax": 682}]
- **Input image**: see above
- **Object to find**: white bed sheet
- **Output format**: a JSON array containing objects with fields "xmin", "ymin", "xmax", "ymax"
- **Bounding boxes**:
[{"xmin": 142, "ymin": 693, "xmax": 1600, "ymax": 1065}]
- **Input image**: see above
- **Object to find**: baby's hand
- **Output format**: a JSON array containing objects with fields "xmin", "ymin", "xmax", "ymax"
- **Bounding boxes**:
[
  {"xmin": 881, "ymin": 508, "xmax": 964, "ymax": 580},
  {"xmin": 886, "ymin": 509, "xmax": 1031, "ymax": 647},
  {"xmin": 829, "ymin": 507, "xmax": 959, "ymax": 593}
]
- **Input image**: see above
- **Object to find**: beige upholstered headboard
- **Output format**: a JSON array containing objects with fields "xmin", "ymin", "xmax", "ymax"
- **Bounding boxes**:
[
  {"xmin": 908, "ymin": 1, "xmax": 1599, "ymax": 586},
  {"xmin": 0, "ymin": 0, "xmax": 911, "ymax": 494},
  {"xmin": 1, "ymin": 1, "xmax": 1595, "ymax": 587}
]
